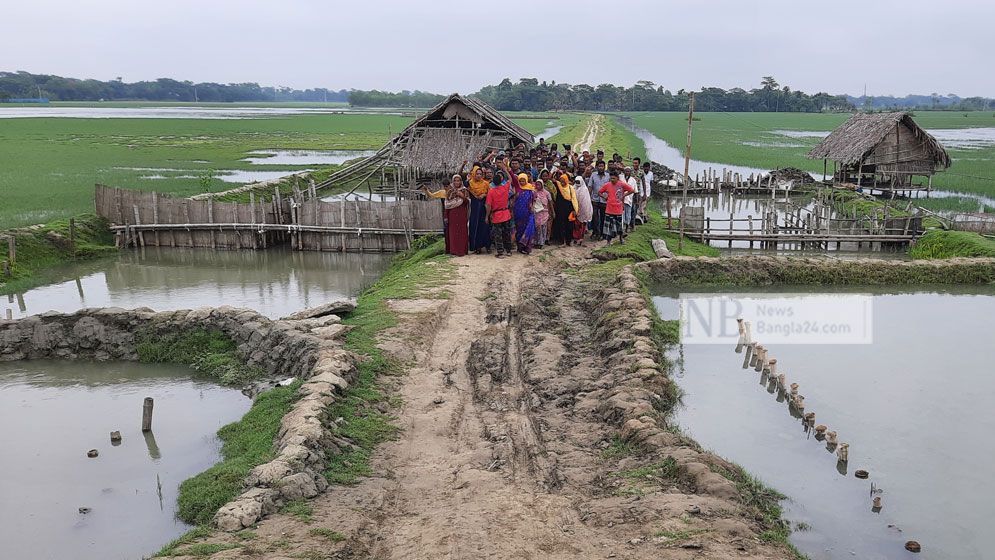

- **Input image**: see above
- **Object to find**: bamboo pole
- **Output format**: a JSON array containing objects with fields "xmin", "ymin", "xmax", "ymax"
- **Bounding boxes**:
[{"xmin": 679, "ymin": 92, "xmax": 695, "ymax": 250}]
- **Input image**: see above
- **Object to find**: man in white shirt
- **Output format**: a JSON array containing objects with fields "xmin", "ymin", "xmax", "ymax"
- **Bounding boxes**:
[
  {"xmin": 622, "ymin": 167, "xmax": 639, "ymax": 231},
  {"xmin": 639, "ymin": 161, "xmax": 654, "ymax": 222}
]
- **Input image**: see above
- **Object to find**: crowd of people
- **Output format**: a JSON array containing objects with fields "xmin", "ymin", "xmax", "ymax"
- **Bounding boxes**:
[{"xmin": 424, "ymin": 139, "xmax": 654, "ymax": 258}]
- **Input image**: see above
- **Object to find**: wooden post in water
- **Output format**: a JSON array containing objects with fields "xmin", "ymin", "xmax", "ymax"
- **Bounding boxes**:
[
  {"xmin": 7, "ymin": 236, "xmax": 15, "ymax": 266},
  {"xmin": 2, "ymin": 259, "xmax": 10, "ymax": 278},
  {"xmin": 142, "ymin": 397, "xmax": 154, "ymax": 432},
  {"xmin": 5, "ymin": 309, "xmax": 11, "ymax": 320}
]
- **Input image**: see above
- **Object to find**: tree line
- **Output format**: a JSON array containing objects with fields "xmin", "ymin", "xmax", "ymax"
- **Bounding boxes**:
[
  {"xmin": 5, "ymin": 70, "xmax": 990, "ymax": 113},
  {"xmin": 0, "ymin": 71, "xmax": 350, "ymax": 103},
  {"xmin": 473, "ymin": 77, "xmax": 854, "ymax": 113}
]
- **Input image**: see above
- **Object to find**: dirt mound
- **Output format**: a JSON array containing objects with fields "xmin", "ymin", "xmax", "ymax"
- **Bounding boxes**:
[
  {"xmin": 649, "ymin": 162, "xmax": 680, "ymax": 187},
  {"xmin": 761, "ymin": 167, "xmax": 816, "ymax": 185}
]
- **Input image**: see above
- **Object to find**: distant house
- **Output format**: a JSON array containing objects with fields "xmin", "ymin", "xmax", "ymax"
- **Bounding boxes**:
[
  {"xmin": 807, "ymin": 112, "xmax": 950, "ymax": 192},
  {"xmin": 317, "ymin": 93, "xmax": 534, "ymax": 197}
]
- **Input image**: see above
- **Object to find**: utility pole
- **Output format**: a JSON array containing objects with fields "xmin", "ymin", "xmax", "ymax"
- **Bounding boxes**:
[{"xmin": 679, "ymin": 92, "xmax": 695, "ymax": 250}]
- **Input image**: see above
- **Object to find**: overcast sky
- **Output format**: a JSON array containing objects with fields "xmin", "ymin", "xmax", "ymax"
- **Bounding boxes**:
[{"xmin": 5, "ymin": 0, "xmax": 993, "ymax": 97}]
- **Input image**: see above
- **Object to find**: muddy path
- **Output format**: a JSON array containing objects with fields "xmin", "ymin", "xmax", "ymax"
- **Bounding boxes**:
[
  {"xmin": 170, "ymin": 248, "xmax": 793, "ymax": 560},
  {"xmin": 574, "ymin": 114, "xmax": 604, "ymax": 154}
]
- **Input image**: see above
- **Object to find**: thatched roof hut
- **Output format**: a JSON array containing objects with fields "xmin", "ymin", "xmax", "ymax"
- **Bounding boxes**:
[
  {"xmin": 807, "ymin": 112, "xmax": 950, "ymax": 190},
  {"xmin": 318, "ymin": 94, "xmax": 533, "ymax": 197}
]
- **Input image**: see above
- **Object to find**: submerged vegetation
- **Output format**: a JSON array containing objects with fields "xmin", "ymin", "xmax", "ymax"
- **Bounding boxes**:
[
  {"xmin": 135, "ymin": 328, "xmax": 264, "ymax": 385},
  {"xmin": 0, "ymin": 213, "xmax": 116, "ymax": 295}
]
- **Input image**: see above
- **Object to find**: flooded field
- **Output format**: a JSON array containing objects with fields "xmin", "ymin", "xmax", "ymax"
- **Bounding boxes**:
[
  {"xmin": 1, "ymin": 247, "xmax": 391, "ymax": 319},
  {"xmin": 0, "ymin": 106, "xmax": 406, "ymax": 119},
  {"xmin": 626, "ymin": 121, "xmax": 766, "ymax": 178},
  {"xmin": 652, "ymin": 286, "xmax": 995, "ymax": 559},
  {"xmin": 0, "ymin": 360, "xmax": 250, "ymax": 560},
  {"xmin": 242, "ymin": 149, "xmax": 376, "ymax": 166}
]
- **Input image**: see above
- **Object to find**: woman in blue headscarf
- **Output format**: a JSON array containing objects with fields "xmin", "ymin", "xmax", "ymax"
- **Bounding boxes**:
[{"xmin": 512, "ymin": 172, "xmax": 536, "ymax": 255}]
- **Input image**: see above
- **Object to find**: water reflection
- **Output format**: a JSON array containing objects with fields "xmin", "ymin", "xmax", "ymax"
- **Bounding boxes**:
[
  {"xmin": 652, "ymin": 287, "xmax": 995, "ymax": 560},
  {"xmin": 0, "ymin": 360, "xmax": 250, "ymax": 560},
  {"xmin": 1, "ymin": 247, "xmax": 391, "ymax": 319}
]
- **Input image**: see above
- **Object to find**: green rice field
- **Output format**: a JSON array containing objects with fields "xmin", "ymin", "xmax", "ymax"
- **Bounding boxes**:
[
  {"xmin": 0, "ymin": 107, "xmax": 556, "ymax": 228},
  {"xmin": 3, "ymin": 105, "xmax": 993, "ymax": 229},
  {"xmin": 625, "ymin": 111, "xmax": 995, "ymax": 200}
]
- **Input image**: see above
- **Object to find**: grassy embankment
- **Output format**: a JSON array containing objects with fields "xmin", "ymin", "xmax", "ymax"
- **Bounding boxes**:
[
  {"xmin": 626, "ymin": 111, "xmax": 995, "ymax": 208},
  {"xmin": 0, "ymin": 214, "xmax": 116, "ymax": 295},
  {"xmin": 548, "ymin": 113, "xmax": 646, "ymax": 161},
  {"xmin": 155, "ymin": 236, "xmax": 454, "ymax": 556},
  {"xmin": 579, "ymin": 217, "xmax": 802, "ymax": 559},
  {"xmin": 909, "ymin": 230, "xmax": 995, "ymax": 259}
]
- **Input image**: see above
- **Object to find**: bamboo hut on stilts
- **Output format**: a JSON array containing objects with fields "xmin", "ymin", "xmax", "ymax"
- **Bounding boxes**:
[{"xmin": 807, "ymin": 112, "xmax": 951, "ymax": 197}]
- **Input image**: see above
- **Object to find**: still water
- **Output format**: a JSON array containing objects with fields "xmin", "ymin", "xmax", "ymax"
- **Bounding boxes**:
[
  {"xmin": 0, "ymin": 360, "xmax": 250, "ymax": 560},
  {"xmin": 653, "ymin": 287, "xmax": 995, "ymax": 559},
  {"xmin": 2, "ymin": 247, "xmax": 391, "ymax": 319}
]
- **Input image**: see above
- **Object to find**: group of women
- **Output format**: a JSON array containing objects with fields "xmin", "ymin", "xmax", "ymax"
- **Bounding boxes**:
[{"xmin": 426, "ymin": 144, "xmax": 635, "ymax": 258}]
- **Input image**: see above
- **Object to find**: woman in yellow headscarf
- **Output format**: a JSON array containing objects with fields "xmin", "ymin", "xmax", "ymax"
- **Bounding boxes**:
[{"xmin": 512, "ymin": 172, "xmax": 537, "ymax": 254}]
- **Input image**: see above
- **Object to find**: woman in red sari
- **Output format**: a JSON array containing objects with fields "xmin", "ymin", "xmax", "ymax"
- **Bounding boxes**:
[{"xmin": 443, "ymin": 174, "xmax": 470, "ymax": 256}]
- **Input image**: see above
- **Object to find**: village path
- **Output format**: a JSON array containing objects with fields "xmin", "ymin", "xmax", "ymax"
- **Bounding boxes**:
[
  {"xmin": 177, "ymin": 245, "xmax": 791, "ymax": 560},
  {"xmin": 573, "ymin": 114, "xmax": 604, "ymax": 154}
]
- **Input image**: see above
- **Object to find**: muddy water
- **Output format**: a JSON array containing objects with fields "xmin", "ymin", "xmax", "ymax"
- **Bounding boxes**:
[
  {"xmin": 0, "ymin": 360, "xmax": 250, "ymax": 560},
  {"xmin": 1, "ymin": 247, "xmax": 391, "ymax": 319},
  {"xmin": 652, "ymin": 287, "xmax": 995, "ymax": 559}
]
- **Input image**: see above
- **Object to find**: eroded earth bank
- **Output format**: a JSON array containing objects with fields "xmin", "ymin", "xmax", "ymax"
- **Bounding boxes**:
[{"xmin": 164, "ymin": 248, "xmax": 796, "ymax": 560}]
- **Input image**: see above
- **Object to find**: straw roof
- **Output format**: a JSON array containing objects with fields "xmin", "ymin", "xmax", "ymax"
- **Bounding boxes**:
[
  {"xmin": 397, "ymin": 93, "xmax": 534, "ymax": 146},
  {"xmin": 807, "ymin": 112, "xmax": 950, "ymax": 169}
]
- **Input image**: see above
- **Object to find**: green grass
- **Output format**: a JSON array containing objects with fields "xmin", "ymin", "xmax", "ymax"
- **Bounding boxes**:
[
  {"xmin": 909, "ymin": 230, "xmax": 995, "ymax": 259},
  {"xmin": 163, "ymin": 543, "xmax": 241, "ymax": 557},
  {"xmin": 591, "ymin": 204, "xmax": 720, "ymax": 262},
  {"xmin": 176, "ymin": 381, "xmax": 301, "ymax": 526},
  {"xmin": 600, "ymin": 435, "xmax": 643, "ymax": 459},
  {"xmin": 307, "ymin": 527, "xmax": 346, "ymax": 542},
  {"xmin": 711, "ymin": 465, "xmax": 807, "ymax": 559},
  {"xmin": 546, "ymin": 113, "xmax": 646, "ymax": 161},
  {"xmin": 281, "ymin": 500, "xmax": 314, "ymax": 523},
  {"xmin": 618, "ymin": 457, "xmax": 681, "ymax": 481},
  {"xmin": 136, "ymin": 328, "xmax": 265, "ymax": 386},
  {"xmin": 626, "ymin": 110, "xmax": 995, "ymax": 199},
  {"xmin": 0, "ymin": 111, "xmax": 563, "ymax": 229},
  {"xmin": 0, "ymin": 213, "xmax": 116, "ymax": 295},
  {"xmin": 154, "ymin": 526, "xmax": 214, "ymax": 557}
]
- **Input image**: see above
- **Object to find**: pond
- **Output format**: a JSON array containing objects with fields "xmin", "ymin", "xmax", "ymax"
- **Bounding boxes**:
[
  {"xmin": 2, "ymin": 247, "xmax": 392, "ymax": 320},
  {"xmin": 652, "ymin": 286, "xmax": 995, "ymax": 559},
  {"xmin": 0, "ymin": 360, "xmax": 251, "ymax": 560}
]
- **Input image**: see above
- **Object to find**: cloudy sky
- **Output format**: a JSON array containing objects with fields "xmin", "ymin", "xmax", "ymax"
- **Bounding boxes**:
[{"xmin": 5, "ymin": 0, "xmax": 993, "ymax": 97}]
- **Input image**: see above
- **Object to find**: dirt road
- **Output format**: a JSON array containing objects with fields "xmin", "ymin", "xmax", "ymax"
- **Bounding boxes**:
[
  {"xmin": 573, "ymin": 115, "xmax": 603, "ymax": 154},
  {"xmin": 174, "ymin": 248, "xmax": 793, "ymax": 560}
]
